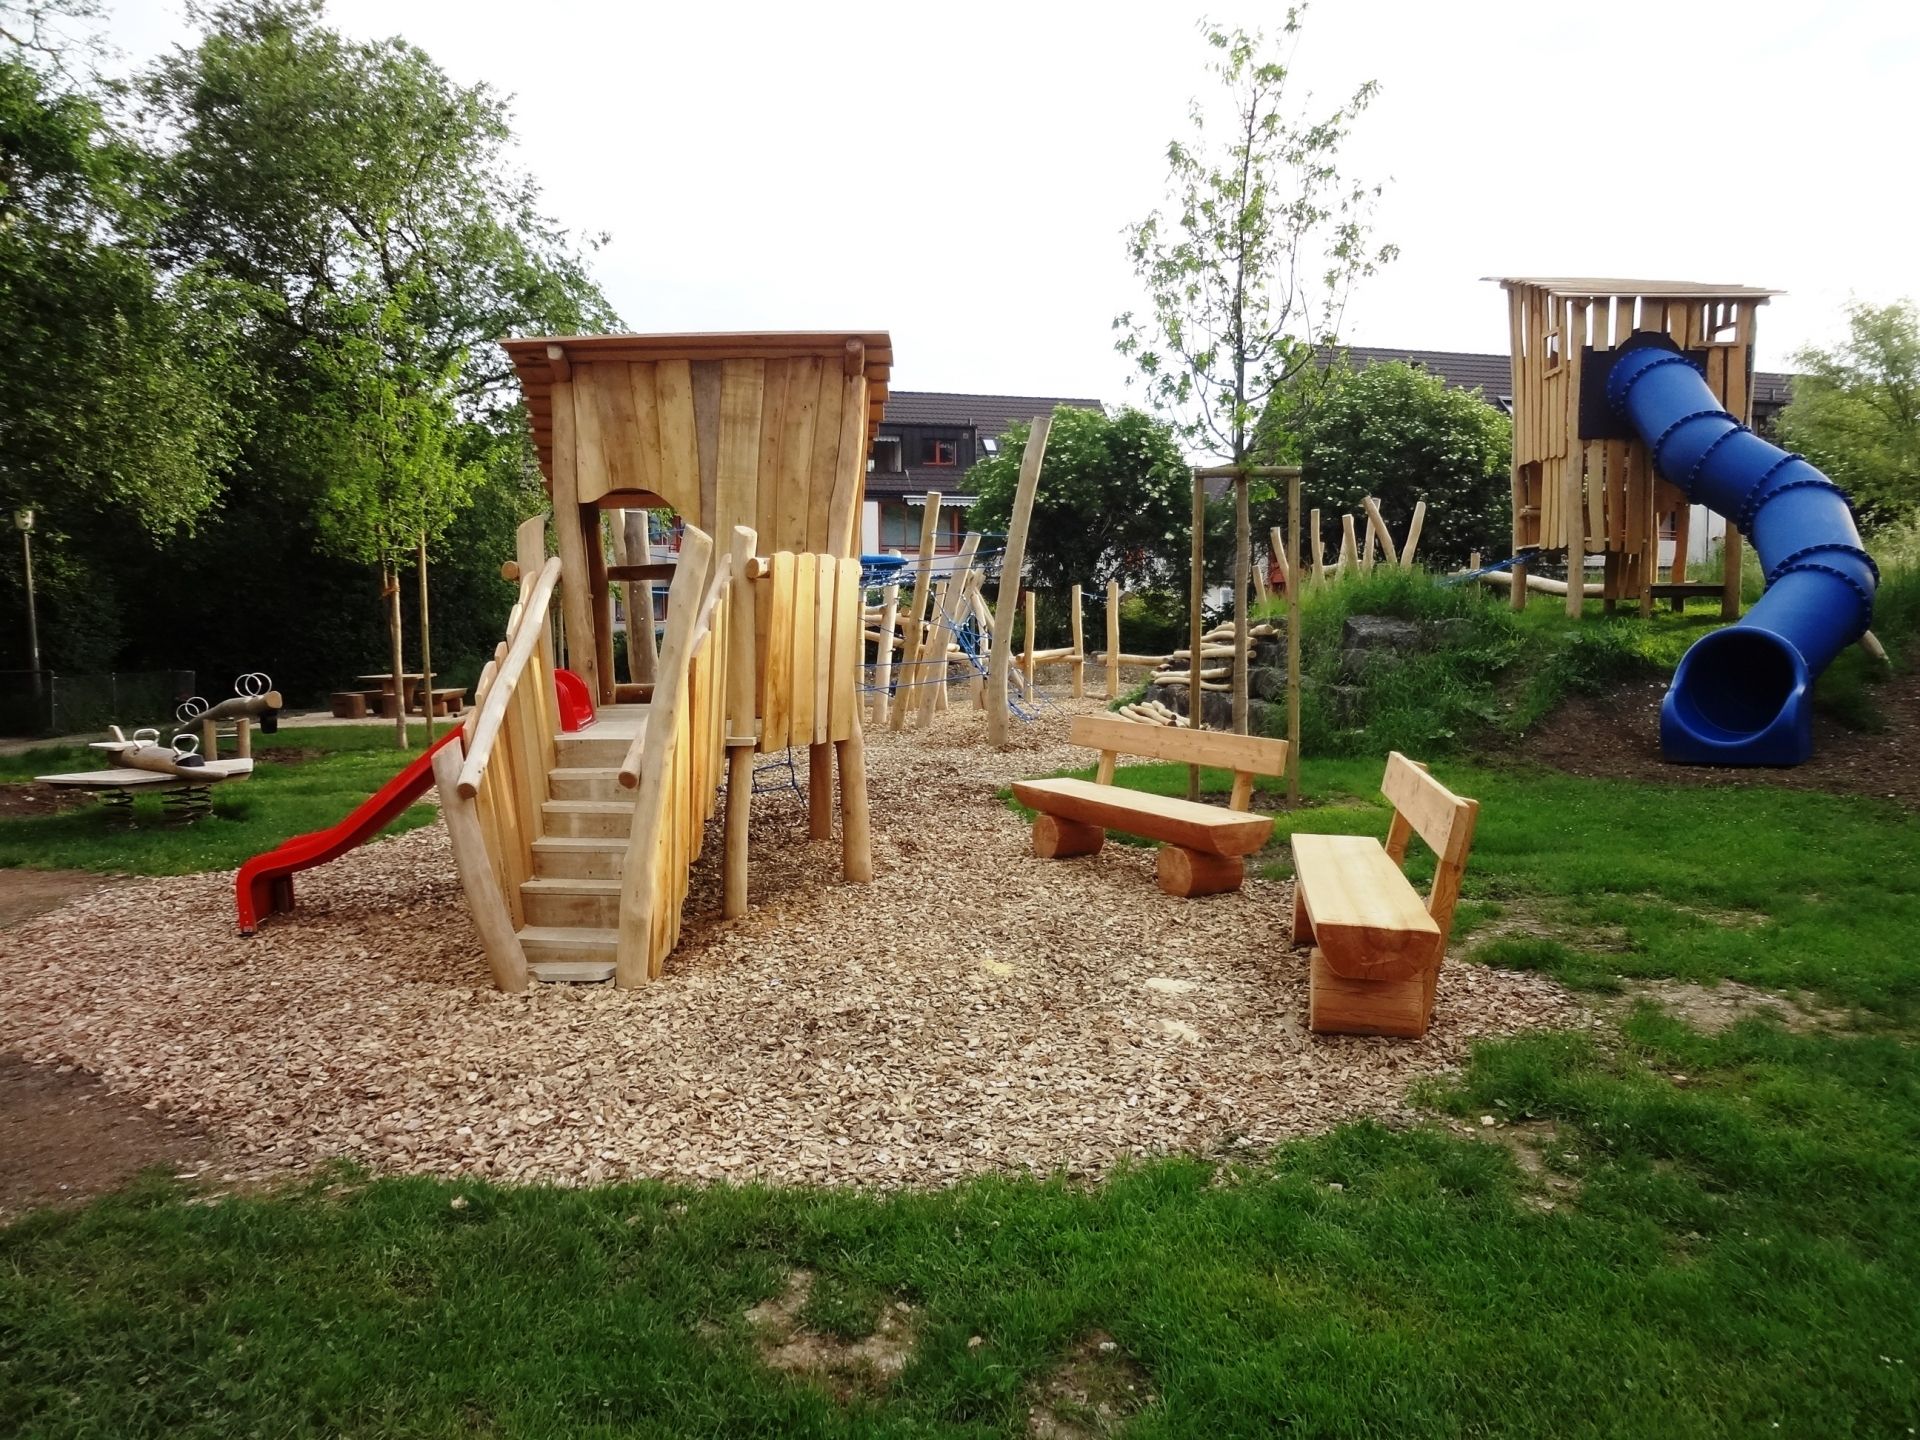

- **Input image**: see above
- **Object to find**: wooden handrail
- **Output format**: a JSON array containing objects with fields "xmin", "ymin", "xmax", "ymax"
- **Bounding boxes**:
[
  {"xmin": 456, "ymin": 555, "xmax": 562, "ymax": 799},
  {"xmin": 617, "ymin": 540, "xmax": 727, "ymax": 789}
]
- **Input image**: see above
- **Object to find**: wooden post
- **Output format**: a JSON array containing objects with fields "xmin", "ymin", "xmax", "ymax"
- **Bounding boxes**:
[
  {"xmin": 548, "ymin": 367, "xmax": 602, "ymax": 702},
  {"xmin": 515, "ymin": 513, "xmax": 561, "ymax": 736},
  {"xmin": 1188, "ymin": 468, "xmax": 1205, "ymax": 799},
  {"xmin": 234, "ymin": 716, "xmax": 251, "ymax": 760},
  {"xmin": 1361, "ymin": 497, "xmax": 1400, "ymax": 568},
  {"xmin": 1022, "ymin": 588, "xmax": 1036, "ymax": 703},
  {"xmin": 987, "ymin": 414, "xmax": 1051, "ymax": 748},
  {"xmin": 431, "ymin": 739, "xmax": 529, "ymax": 992},
  {"xmin": 1232, "ymin": 472, "xmax": 1251, "ymax": 735},
  {"xmin": 1310, "ymin": 508, "xmax": 1324, "ymax": 583},
  {"xmin": 1106, "ymin": 579, "xmax": 1121, "ymax": 700},
  {"xmin": 809, "ymin": 742, "xmax": 834, "ymax": 840},
  {"xmin": 1402, "ymin": 500, "xmax": 1428, "ymax": 570},
  {"xmin": 200, "ymin": 716, "xmax": 218, "ymax": 762},
  {"xmin": 872, "ymin": 580, "xmax": 899, "ymax": 727},
  {"xmin": 918, "ymin": 530, "xmax": 979, "ymax": 728},
  {"xmin": 628, "ymin": 511, "xmax": 658, "ymax": 684},
  {"xmin": 418, "ymin": 532, "xmax": 436, "ymax": 744},
  {"xmin": 1339, "ymin": 514, "xmax": 1360, "ymax": 577},
  {"xmin": 1670, "ymin": 503, "xmax": 1692, "ymax": 612},
  {"xmin": 588, "ymin": 510, "xmax": 616, "ymax": 702},
  {"xmin": 1286, "ymin": 471, "xmax": 1303, "ymax": 809},
  {"xmin": 383, "ymin": 561, "xmax": 407, "ymax": 748},
  {"xmin": 892, "ymin": 493, "xmax": 943, "ymax": 733},
  {"xmin": 1069, "ymin": 583, "xmax": 1085, "ymax": 699},
  {"xmin": 1565, "ymin": 302, "xmax": 1588, "ymax": 620},
  {"xmin": 835, "ymin": 724, "xmax": 872, "ymax": 882},
  {"xmin": 722, "ymin": 525, "xmax": 758, "ymax": 919},
  {"xmin": 1722, "ymin": 523, "xmax": 1743, "ymax": 619}
]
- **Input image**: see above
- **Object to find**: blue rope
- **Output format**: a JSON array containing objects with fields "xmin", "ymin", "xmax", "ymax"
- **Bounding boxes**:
[{"xmin": 1442, "ymin": 547, "xmax": 1542, "ymax": 586}]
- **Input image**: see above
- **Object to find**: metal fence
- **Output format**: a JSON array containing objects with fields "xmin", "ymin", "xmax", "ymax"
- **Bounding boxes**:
[{"xmin": 0, "ymin": 670, "xmax": 196, "ymax": 738}]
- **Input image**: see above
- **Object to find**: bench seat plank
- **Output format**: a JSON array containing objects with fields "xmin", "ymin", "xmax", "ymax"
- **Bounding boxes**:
[
  {"xmin": 1013, "ymin": 777, "xmax": 1273, "ymax": 858},
  {"xmin": 1290, "ymin": 832, "xmax": 1441, "ymax": 980}
]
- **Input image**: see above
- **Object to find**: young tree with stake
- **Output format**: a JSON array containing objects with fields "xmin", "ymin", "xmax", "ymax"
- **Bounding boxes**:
[{"xmin": 1114, "ymin": 12, "xmax": 1393, "ymax": 761}]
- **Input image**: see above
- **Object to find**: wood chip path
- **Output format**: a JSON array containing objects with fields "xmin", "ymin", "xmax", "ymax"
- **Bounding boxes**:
[{"xmin": 0, "ymin": 695, "xmax": 1587, "ymax": 1190}]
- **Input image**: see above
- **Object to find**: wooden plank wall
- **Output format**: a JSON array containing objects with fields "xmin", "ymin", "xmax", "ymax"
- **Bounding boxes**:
[
  {"xmin": 1505, "ymin": 285, "xmax": 1760, "ymax": 599},
  {"xmin": 468, "ymin": 576, "xmax": 558, "ymax": 932},
  {"xmin": 565, "ymin": 358, "xmax": 868, "ymax": 559},
  {"xmin": 627, "ymin": 555, "xmax": 734, "ymax": 981},
  {"xmin": 754, "ymin": 550, "xmax": 864, "ymax": 754}
]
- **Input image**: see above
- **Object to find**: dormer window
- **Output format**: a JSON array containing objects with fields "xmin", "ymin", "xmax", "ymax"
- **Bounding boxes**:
[{"xmin": 920, "ymin": 437, "xmax": 957, "ymax": 467}]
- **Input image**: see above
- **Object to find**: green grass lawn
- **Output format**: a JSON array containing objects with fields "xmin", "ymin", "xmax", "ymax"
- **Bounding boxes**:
[
  {"xmin": 0, "ymin": 724, "xmax": 440, "ymax": 874},
  {"xmin": 5, "ymin": 754, "xmax": 1920, "ymax": 1435}
]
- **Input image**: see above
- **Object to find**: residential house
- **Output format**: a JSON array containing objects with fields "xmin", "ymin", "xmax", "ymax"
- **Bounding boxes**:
[{"xmin": 862, "ymin": 391, "xmax": 1104, "ymax": 556}]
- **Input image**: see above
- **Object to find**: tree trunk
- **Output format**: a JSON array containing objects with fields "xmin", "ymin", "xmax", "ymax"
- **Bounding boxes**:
[
  {"xmin": 386, "ymin": 562, "xmax": 408, "ymax": 749},
  {"xmin": 418, "ymin": 533, "xmax": 435, "ymax": 744}
]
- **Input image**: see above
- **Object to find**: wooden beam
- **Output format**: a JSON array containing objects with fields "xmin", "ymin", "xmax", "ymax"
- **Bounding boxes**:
[
  {"xmin": 1233, "ymin": 473, "xmax": 1250, "ymax": 735},
  {"xmin": 1287, "ymin": 472, "xmax": 1302, "ymax": 808},
  {"xmin": 987, "ymin": 416, "xmax": 1052, "ymax": 747},
  {"xmin": 431, "ymin": 738, "xmax": 529, "ymax": 993},
  {"xmin": 1106, "ymin": 579, "xmax": 1121, "ymax": 700},
  {"xmin": 1188, "ymin": 467, "xmax": 1205, "ymax": 799},
  {"xmin": 892, "ymin": 494, "xmax": 943, "ymax": 733}
]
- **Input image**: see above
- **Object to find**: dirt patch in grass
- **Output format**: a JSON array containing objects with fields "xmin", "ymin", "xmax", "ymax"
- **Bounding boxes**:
[
  {"xmin": 253, "ymin": 747, "xmax": 326, "ymax": 766},
  {"xmin": 1521, "ymin": 670, "xmax": 1920, "ymax": 810},
  {"xmin": 1469, "ymin": 901, "xmax": 1631, "ymax": 954},
  {"xmin": 0, "ymin": 1054, "xmax": 216, "ymax": 1221},
  {"xmin": 745, "ymin": 1270, "xmax": 916, "ymax": 1397},
  {"xmin": 1448, "ymin": 1114, "xmax": 1582, "ymax": 1212},
  {"xmin": 1618, "ymin": 978, "xmax": 1852, "ymax": 1034},
  {"xmin": 0, "ymin": 866, "xmax": 119, "ymax": 929},
  {"xmin": 1027, "ymin": 1332, "xmax": 1153, "ymax": 1438},
  {"xmin": 0, "ymin": 783, "xmax": 92, "ymax": 820}
]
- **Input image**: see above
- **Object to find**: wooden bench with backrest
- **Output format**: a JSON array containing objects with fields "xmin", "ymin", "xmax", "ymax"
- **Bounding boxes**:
[
  {"xmin": 1290, "ymin": 752, "xmax": 1479, "ymax": 1038},
  {"xmin": 1011, "ymin": 714, "xmax": 1291, "ymax": 897}
]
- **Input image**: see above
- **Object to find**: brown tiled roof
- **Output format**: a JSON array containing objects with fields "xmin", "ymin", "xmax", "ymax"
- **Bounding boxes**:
[{"xmin": 880, "ymin": 391, "xmax": 1103, "ymax": 438}]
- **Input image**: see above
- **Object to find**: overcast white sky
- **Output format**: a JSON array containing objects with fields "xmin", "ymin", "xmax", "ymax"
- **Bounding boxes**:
[{"xmin": 107, "ymin": 0, "xmax": 1919, "ymax": 402}]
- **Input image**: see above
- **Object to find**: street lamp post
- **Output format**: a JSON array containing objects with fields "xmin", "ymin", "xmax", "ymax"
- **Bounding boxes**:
[{"xmin": 15, "ymin": 509, "xmax": 40, "ymax": 701}]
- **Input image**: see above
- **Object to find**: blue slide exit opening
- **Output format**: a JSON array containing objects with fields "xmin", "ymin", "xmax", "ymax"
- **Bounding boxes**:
[{"xmin": 1605, "ymin": 335, "xmax": 1878, "ymax": 765}]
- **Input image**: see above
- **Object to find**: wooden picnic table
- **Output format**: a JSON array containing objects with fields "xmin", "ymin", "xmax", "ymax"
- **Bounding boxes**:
[{"xmin": 356, "ymin": 672, "xmax": 431, "ymax": 715}]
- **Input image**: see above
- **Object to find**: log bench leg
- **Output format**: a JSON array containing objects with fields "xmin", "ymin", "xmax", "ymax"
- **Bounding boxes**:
[
  {"xmin": 1156, "ymin": 846, "xmax": 1243, "ymax": 898},
  {"xmin": 1307, "ymin": 948, "xmax": 1435, "ymax": 1039},
  {"xmin": 1290, "ymin": 883, "xmax": 1315, "ymax": 945},
  {"xmin": 1033, "ymin": 813, "xmax": 1104, "ymax": 858}
]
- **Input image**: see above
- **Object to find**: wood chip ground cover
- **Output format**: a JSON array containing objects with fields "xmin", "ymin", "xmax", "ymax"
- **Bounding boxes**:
[{"xmin": 0, "ymin": 695, "xmax": 1586, "ymax": 1190}]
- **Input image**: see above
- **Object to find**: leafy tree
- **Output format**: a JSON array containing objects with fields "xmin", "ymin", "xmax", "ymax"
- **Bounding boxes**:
[
  {"xmin": 115, "ymin": 0, "xmax": 618, "ymax": 702},
  {"xmin": 0, "ymin": 15, "xmax": 247, "ymax": 669},
  {"xmin": 303, "ymin": 278, "xmax": 478, "ymax": 742},
  {"xmin": 1776, "ymin": 300, "xmax": 1920, "ymax": 525},
  {"xmin": 1300, "ymin": 361, "xmax": 1511, "ymax": 569},
  {"xmin": 1113, "ymin": 13, "xmax": 1394, "ymax": 467},
  {"xmin": 966, "ymin": 406, "xmax": 1189, "ymax": 598}
]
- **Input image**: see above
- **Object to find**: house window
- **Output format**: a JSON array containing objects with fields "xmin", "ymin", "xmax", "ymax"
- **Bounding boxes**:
[
  {"xmin": 870, "ymin": 436, "xmax": 903, "ymax": 474},
  {"xmin": 920, "ymin": 436, "xmax": 957, "ymax": 467},
  {"xmin": 879, "ymin": 501, "xmax": 966, "ymax": 551}
]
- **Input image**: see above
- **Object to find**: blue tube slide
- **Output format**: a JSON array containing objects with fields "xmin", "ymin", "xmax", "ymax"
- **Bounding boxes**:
[{"xmin": 1606, "ymin": 335, "xmax": 1878, "ymax": 765}]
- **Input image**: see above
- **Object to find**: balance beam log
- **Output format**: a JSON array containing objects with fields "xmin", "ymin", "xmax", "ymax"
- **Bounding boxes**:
[
  {"xmin": 1155, "ymin": 846, "xmax": 1244, "ymax": 898},
  {"xmin": 1033, "ymin": 813, "xmax": 1104, "ymax": 858}
]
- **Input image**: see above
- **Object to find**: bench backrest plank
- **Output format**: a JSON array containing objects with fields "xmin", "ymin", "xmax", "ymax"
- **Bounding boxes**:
[
  {"xmin": 1068, "ymin": 713, "xmax": 1290, "ymax": 811},
  {"xmin": 1379, "ymin": 751, "xmax": 1479, "ymax": 944}
]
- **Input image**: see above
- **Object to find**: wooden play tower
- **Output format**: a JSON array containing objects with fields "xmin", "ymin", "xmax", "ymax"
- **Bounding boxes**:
[
  {"xmin": 428, "ymin": 332, "xmax": 892, "ymax": 990},
  {"xmin": 1494, "ymin": 277, "xmax": 1779, "ymax": 617}
]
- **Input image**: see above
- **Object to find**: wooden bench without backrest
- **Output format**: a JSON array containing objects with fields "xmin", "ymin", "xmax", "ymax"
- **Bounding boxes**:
[
  {"xmin": 1011, "ymin": 714, "xmax": 1291, "ymax": 897},
  {"xmin": 1290, "ymin": 752, "xmax": 1479, "ymax": 1038}
]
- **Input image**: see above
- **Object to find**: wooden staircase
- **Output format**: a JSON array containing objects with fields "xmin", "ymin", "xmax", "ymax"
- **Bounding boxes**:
[{"xmin": 514, "ymin": 706, "xmax": 647, "ymax": 983}]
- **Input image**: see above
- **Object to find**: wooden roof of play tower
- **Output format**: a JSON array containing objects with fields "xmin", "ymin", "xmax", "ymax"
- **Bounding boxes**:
[{"xmin": 502, "ymin": 331, "xmax": 892, "ymax": 557}]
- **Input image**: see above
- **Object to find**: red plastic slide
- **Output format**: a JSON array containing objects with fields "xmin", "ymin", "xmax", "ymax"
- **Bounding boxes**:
[{"xmin": 235, "ymin": 727, "xmax": 466, "ymax": 934}]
